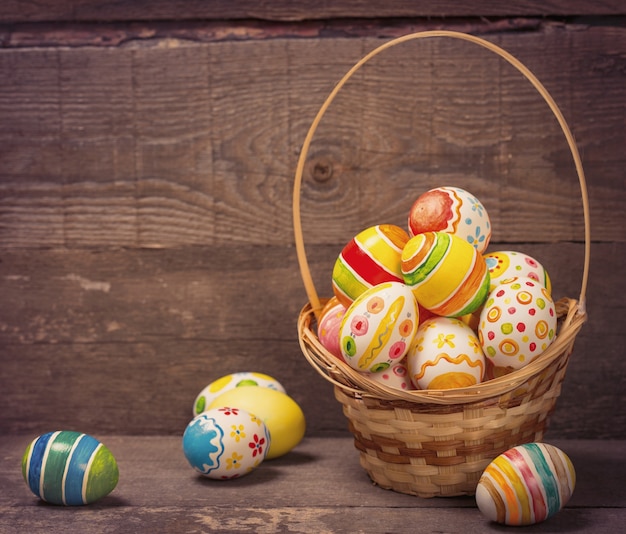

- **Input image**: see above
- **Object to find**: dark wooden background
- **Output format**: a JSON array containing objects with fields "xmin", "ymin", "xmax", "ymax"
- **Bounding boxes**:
[{"xmin": 1, "ymin": 1, "xmax": 624, "ymax": 441}]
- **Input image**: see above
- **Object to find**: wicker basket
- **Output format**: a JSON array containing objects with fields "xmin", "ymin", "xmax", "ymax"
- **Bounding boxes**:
[{"xmin": 293, "ymin": 31, "xmax": 590, "ymax": 498}]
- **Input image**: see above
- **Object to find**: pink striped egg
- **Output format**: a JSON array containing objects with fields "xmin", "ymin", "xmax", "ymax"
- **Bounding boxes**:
[{"xmin": 476, "ymin": 443, "xmax": 576, "ymax": 526}]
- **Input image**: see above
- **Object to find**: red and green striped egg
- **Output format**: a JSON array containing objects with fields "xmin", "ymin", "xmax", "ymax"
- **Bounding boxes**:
[
  {"xmin": 331, "ymin": 224, "xmax": 409, "ymax": 309},
  {"xmin": 22, "ymin": 431, "xmax": 119, "ymax": 505}
]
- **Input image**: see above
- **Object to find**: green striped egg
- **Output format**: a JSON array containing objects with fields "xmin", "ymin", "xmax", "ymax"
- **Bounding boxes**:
[{"xmin": 21, "ymin": 431, "xmax": 119, "ymax": 506}]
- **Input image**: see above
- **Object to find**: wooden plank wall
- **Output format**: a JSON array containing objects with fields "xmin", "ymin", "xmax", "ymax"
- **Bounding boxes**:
[{"xmin": 1, "ymin": 2, "xmax": 624, "ymax": 440}]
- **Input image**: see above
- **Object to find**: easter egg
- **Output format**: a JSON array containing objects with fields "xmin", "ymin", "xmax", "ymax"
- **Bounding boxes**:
[
  {"xmin": 478, "ymin": 277, "xmax": 557, "ymax": 371},
  {"xmin": 485, "ymin": 251, "xmax": 552, "ymax": 293},
  {"xmin": 476, "ymin": 443, "xmax": 576, "ymax": 526},
  {"xmin": 407, "ymin": 317, "xmax": 485, "ymax": 389},
  {"xmin": 408, "ymin": 186, "xmax": 491, "ymax": 253},
  {"xmin": 182, "ymin": 408, "xmax": 271, "ymax": 480},
  {"xmin": 332, "ymin": 224, "xmax": 409, "ymax": 308},
  {"xmin": 339, "ymin": 281, "xmax": 419, "ymax": 373},
  {"xmin": 367, "ymin": 360, "xmax": 415, "ymax": 391},
  {"xmin": 316, "ymin": 297, "xmax": 347, "ymax": 359},
  {"xmin": 401, "ymin": 231, "xmax": 490, "ymax": 317},
  {"xmin": 208, "ymin": 386, "xmax": 305, "ymax": 460},
  {"xmin": 21, "ymin": 431, "xmax": 119, "ymax": 505},
  {"xmin": 193, "ymin": 372, "xmax": 286, "ymax": 416}
]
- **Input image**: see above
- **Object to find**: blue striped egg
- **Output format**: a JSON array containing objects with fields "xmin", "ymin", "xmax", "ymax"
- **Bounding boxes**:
[{"xmin": 21, "ymin": 431, "xmax": 119, "ymax": 506}]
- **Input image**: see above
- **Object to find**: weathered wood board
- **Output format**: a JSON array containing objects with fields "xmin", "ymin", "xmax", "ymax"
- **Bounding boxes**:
[
  {"xmin": 1, "ymin": 17, "xmax": 625, "ymax": 439},
  {"xmin": 1, "ymin": 436, "xmax": 625, "ymax": 533}
]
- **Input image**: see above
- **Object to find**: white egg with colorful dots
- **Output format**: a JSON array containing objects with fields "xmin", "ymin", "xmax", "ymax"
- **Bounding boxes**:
[
  {"xmin": 407, "ymin": 316, "xmax": 486, "ymax": 390},
  {"xmin": 407, "ymin": 186, "xmax": 491, "ymax": 254},
  {"xmin": 484, "ymin": 251, "xmax": 552, "ymax": 293},
  {"xmin": 478, "ymin": 277, "xmax": 557, "ymax": 371},
  {"xmin": 193, "ymin": 372, "xmax": 286, "ymax": 417},
  {"xmin": 367, "ymin": 360, "xmax": 416, "ymax": 391},
  {"xmin": 340, "ymin": 281, "xmax": 419, "ymax": 374}
]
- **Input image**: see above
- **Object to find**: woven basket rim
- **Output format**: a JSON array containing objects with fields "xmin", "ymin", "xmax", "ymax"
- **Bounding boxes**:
[{"xmin": 298, "ymin": 296, "xmax": 585, "ymax": 405}]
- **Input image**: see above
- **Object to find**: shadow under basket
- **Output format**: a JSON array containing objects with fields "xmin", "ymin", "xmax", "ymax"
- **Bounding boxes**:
[{"xmin": 293, "ymin": 32, "xmax": 590, "ymax": 498}]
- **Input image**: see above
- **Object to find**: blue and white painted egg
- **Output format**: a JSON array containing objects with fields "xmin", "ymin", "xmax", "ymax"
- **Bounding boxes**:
[
  {"xmin": 182, "ymin": 407, "xmax": 271, "ymax": 480},
  {"xmin": 21, "ymin": 431, "xmax": 119, "ymax": 505}
]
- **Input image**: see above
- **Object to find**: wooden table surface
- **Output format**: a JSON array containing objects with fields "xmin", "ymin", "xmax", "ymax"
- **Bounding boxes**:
[{"xmin": 1, "ymin": 435, "xmax": 624, "ymax": 533}]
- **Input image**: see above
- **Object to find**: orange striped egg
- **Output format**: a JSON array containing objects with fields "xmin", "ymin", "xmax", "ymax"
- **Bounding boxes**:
[
  {"xmin": 406, "ymin": 317, "xmax": 485, "ymax": 389},
  {"xmin": 340, "ymin": 282, "xmax": 418, "ymax": 373},
  {"xmin": 401, "ymin": 231, "xmax": 490, "ymax": 317},
  {"xmin": 332, "ymin": 224, "xmax": 409, "ymax": 308},
  {"xmin": 476, "ymin": 443, "xmax": 576, "ymax": 526}
]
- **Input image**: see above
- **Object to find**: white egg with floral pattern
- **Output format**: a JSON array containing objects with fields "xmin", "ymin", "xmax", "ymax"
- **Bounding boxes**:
[{"xmin": 182, "ymin": 407, "xmax": 271, "ymax": 480}]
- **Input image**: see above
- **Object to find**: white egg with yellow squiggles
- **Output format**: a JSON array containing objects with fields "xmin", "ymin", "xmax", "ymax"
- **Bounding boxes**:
[
  {"xmin": 340, "ymin": 282, "xmax": 419, "ymax": 373},
  {"xmin": 484, "ymin": 251, "xmax": 552, "ymax": 293},
  {"xmin": 407, "ymin": 317, "xmax": 486, "ymax": 390},
  {"xmin": 478, "ymin": 277, "xmax": 557, "ymax": 373}
]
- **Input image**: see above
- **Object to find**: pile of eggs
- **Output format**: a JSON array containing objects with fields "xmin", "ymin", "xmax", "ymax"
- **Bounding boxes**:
[
  {"xmin": 318, "ymin": 186, "xmax": 557, "ymax": 390},
  {"xmin": 182, "ymin": 372, "xmax": 306, "ymax": 480}
]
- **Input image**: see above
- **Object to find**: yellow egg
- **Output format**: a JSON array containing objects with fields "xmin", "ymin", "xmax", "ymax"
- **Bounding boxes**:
[{"xmin": 208, "ymin": 386, "xmax": 305, "ymax": 460}]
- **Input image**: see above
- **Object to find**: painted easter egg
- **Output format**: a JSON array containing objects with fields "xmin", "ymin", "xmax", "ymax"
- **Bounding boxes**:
[
  {"xmin": 183, "ymin": 408, "xmax": 271, "ymax": 480},
  {"xmin": 316, "ymin": 297, "xmax": 347, "ymax": 360},
  {"xmin": 478, "ymin": 277, "xmax": 557, "ymax": 371},
  {"xmin": 476, "ymin": 443, "xmax": 576, "ymax": 526},
  {"xmin": 401, "ymin": 231, "xmax": 490, "ymax": 317},
  {"xmin": 485, "ymin": 251, "xmax": 552, "ymax": 293},
  {"xmin": 339, "ymin": 281, "xmax": 419, "ymax": 374},
  {"xmin": 332, "ymin": 224, "xmax": 409, "ymax": 308},
  {"xmin": 21, "ymin": 431, "xmax": 119, "ymax": 505},
  {"xmin": 407, "ymin": 317, "xmax": 485, "ymax": 389},
  {"xmin": 367, "ymin": 360, "xmax": 415, "ymax": 391},
  {"xmin": 193, "ymin": 372, "xmax": 286, "ymax": 416},
  {"xmin": 407, "ymin": 186, "xmax": 491, "ymax": 253},
  {"xmin": 208, "ymin": 386, "xmax": 305, "ymax": 460}
]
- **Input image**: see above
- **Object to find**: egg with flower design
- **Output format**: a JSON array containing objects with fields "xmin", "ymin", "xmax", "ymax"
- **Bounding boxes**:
[
  {"xmin": 407, "ymin": 316, "xmax": 486, "ymax": 389},
  {"xmin": 182, "ymin": 407, "xmax": 271, "ymax": 480},
  {"xmin": 407, "ymin": 186, "xmax": 491, "ymax": 253}
]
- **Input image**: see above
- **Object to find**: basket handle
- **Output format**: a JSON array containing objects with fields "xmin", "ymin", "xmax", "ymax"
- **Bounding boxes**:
[{"xmin": 293, "ymin": 30, "xmax": 590, "ymax": 321}]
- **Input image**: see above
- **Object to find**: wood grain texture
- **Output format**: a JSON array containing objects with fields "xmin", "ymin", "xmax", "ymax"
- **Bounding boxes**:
[
  {"xmin": 1, "ymin": 27, "xmax": 624, "ymax": 249},
  {"xmin": 1, "ymin": 436, "xmax": 625, "ymax": 533},
  {"xmin": 1, "ymin": 0, "xmax": 625, "ymax": 23}
]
